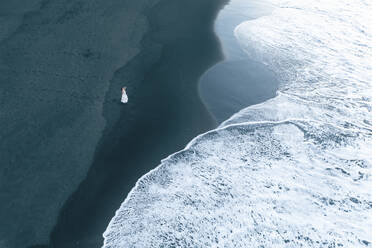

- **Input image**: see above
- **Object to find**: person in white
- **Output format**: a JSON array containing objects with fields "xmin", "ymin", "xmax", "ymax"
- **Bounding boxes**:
[{"xmin": 121, "ymin": 87, "xmax": 128, "ymax": 103}]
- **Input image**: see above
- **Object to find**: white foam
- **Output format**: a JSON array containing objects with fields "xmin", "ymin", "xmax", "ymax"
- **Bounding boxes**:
[{"xmin": 103, "ymin": 0, "xmax": 372, "ymax": 247}]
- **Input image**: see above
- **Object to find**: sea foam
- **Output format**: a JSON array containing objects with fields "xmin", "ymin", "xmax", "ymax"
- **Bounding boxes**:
[{"xmin": 103, "ymin": 0, "xmax": 372, "ymax": 246}]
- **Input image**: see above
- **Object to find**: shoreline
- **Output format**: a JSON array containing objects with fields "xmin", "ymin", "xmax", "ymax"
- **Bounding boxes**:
[
  {"xmin": 198, "ymin": 0, "xmax": 278, "ymax": 123},
  {"xmin": 49, "ymin": 0, "xmax": 227, "ymax": 247}
]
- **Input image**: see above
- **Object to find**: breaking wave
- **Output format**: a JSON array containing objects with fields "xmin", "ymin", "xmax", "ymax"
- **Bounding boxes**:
[{"xmin": 103, "ymin": 0, "xmax": 372, "ymax": 247}]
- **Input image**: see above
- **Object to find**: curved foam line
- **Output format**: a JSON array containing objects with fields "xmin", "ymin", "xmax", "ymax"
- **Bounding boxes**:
[{"xmin": 103, "ymin": 0, "xmax": 372, "ymax": 245}]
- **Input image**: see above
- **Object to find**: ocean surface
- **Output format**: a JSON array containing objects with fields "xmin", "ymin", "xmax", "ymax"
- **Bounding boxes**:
[{"xmin": 103, "ymin": 0, "xmax": 372, "ymax": 247}]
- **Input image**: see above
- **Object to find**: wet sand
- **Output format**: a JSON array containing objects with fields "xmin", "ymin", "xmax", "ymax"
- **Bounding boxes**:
[{"xmin": 0, "ymin": 0, "xmax": 226, "ymax": 247}]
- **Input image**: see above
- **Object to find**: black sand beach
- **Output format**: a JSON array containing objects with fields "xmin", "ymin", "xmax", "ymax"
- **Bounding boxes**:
[{"xmin": 0, "ymin": 0, "xmax": 226, "ymax": 247}]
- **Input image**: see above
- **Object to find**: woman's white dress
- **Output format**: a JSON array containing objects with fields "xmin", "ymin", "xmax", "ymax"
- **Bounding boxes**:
[{"xmin": 121, "ymin": 90, "xmax": 128, "ymax": 103}]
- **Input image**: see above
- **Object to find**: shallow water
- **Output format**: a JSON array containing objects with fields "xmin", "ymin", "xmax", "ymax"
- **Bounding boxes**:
[
  {"xmin": 199, "ymin": 0, "xmax": 278, "ymax": 123},
  {"xmin": 199, "ymin": 59, "xmax": 278, "ymax": 122},
  {"xmin": 103, "ymin": 0, "xmax": 372, "ymax": 246}
]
